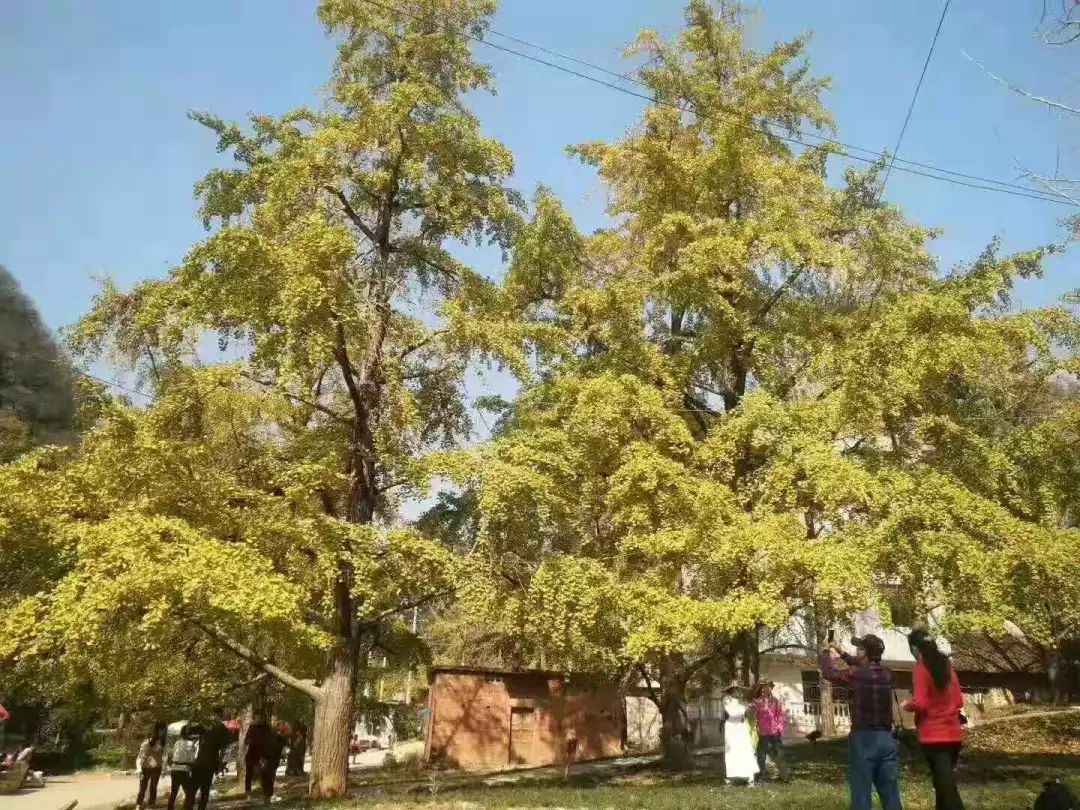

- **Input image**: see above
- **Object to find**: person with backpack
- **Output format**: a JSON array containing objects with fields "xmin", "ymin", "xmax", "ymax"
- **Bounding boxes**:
[
  {"xmin": 185, "ymin": 709, "xmax": 231, "ymax": 810},
  {"xmin": 903, "ymin": 629, "xmax": 966, "ymax": 810},
  {"xmin": 166, "ymin": 725, "xmax": 197, "ymax": 810},
  {"xmin": 136, "ymin": 724, "xmax": 167, "ymax": 809}
]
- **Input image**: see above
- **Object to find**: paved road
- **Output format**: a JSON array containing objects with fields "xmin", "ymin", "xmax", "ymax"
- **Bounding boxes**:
[
  {"xmin": 0, "ymin": 770, "xmax": 142, "ymax": 810},
  {"xmin": 0, "ymin": 749, "xmax": 394, "ymax": 810}
]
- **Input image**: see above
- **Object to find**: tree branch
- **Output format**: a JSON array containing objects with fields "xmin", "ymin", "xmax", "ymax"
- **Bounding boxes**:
[
  {"xmin": 195, "ymin": 622, "xmax": 323, "ymax": 700},
  {"xmin": 752, "ymin": 264, "xmax": 808, "ymax": 326},
  {"xmin": 241, "ymin": 372, "xmax": 353, "ymax": 425},
  {"xmin": 678, "ymin": 649, "xmax": 719, "ymax": 682},
  {"xmin": 757, "ymin": 643, "xmax": 818, "ymax": 656},
  {"xmin": 325, "ymin": 186, "xmax": 380, "ymax": 244},
  {"xmin": 963, "ymin": 52, "xmax": 1080, "ymax": 115},
  {"xmin": 637, "ymin": 663, "xmax": 661, "ymax": 709},
  {"xmin": 361, "ymin": 588, "xmax": 454, "ymax": 629},
  {"xmin": 333, "ymin": 320, "xmax": 365, "ymax": 421},
  {"xmin": 1011, "ymin": 154, "xmax": 1080, "ymax": 206},
  {"xmin": 398, "ymin": 330, "xmax": 448, "ymax": 361}
]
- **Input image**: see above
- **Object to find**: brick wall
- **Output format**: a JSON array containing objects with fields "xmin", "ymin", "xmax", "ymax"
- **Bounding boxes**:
[{"xmin": 424, "ymin": 670, "xmax": 624, "ymax": 770}]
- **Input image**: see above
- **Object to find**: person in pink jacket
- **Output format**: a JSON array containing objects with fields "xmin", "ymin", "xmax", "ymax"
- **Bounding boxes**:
[{"xmin": 751, "ymin": 680, "xmax": 790, "ymax": 782}]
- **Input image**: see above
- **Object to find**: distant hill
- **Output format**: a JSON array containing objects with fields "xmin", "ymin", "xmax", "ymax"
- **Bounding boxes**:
[{"xmin": 0, "ymin": 265, "xmax": 76, "ymax": 458}]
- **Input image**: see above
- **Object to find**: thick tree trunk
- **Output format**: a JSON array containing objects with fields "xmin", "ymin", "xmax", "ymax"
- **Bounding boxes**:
[
  {"xmin": 115, "ymin": 710, "xmax": 135, "ymax": 771},
  {"xmin": 658, "ymin": 658, "xmax": 692, "ymax": 770},
  {"xmin": 308, "ymin": 645, "xmax": 357, "ymax": 799}
]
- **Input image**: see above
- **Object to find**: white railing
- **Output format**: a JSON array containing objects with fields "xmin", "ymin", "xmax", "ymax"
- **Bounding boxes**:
[{"xmin": 783, "ymin": 701, "xmax": 852, "ymax": 735}]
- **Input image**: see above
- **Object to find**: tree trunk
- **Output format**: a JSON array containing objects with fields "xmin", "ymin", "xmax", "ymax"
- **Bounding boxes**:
[
  {"xmin": 1046, "ymin": 649, "xmax": 1070, "ymax": 705},
  {"xmin": 658, "ymin": 657, "xmax": 692, "ymax": 770},
  {"xmin": 813, "ymin": 613, "xmax": 836, "ymax": 737},
  {"xmin": 819, "ymin": 677, "xmax": 837, "ymax": 737},
  {"xmin": 115, "ymin": 710, "xmax": 135, "ymax": 771},
  {"xmin": 308, "ymin": 645, "xmax": 357, "ymax": 799}
]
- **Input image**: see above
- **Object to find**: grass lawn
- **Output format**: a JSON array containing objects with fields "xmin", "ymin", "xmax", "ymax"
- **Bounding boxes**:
[{"xmin": 299, "ymin": 712, "xmax": 1080, "ymax": 809}]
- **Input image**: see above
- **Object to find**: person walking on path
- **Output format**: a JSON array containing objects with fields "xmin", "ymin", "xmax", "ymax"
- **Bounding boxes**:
[
  {"xmin": 903, "ymin": 629, "xmax": 966, "ymax": 810},
  {"xmin": 185, "ymin": 710, "xmax": 231, "ymax": 810},
  {"xmin": 722, "ymin": 684, "xmax": 760, "ymax": 784},
  {"xmin": 285, "ymin": 721, "xmax": 307, "ymax": 777},
  {"xmin": 166, "ymin": 725, "xmax": 198, "ymax": 810},
  {"xmin": 819, "ymin": 635, "xmax": 903, "ymax": 810},
  {"xmin": 136, "ymin": 724, "xmax": 167, "ymax": 809},
  {"xmin": 751, "ymin": 680, "xmax": 790, "ymax": 782},
  {"xmin": 258, "ymin": 722, "xmax": 287, "ymax": 803},
  {"xmin": 243, "ymin": 714, "xmax": 271, "ymax": 798}
]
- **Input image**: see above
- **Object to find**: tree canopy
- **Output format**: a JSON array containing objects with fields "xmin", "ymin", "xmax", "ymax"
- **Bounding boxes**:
[
  {"xmin": 442, "ymin": 0, "xmax": 1080, "ymax": 764},
  {"xmin": 1, "ymin": 0, "xmax": 1079, "ymax": 781}
]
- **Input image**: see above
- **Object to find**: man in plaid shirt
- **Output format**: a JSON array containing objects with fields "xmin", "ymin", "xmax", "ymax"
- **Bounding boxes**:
[{"xmin": 819, "ymin": 634, "xmax": 902, "ymax": 810}]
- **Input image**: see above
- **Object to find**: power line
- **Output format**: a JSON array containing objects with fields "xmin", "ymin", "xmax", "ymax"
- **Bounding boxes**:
[
  {"xmin": 11, "ymin": 350, "xmax": 153, "ymax": 401},
  {"xmin": 360, "ymin": 0, "xmax": 1075, "ymax": 207},
  {"xmin": 880, "ymin": 0, "xmax": 952, "ymax": 194},
  {"xmin": 482, "ymin": 6, "xmax": 1042, "ymax": 198}
]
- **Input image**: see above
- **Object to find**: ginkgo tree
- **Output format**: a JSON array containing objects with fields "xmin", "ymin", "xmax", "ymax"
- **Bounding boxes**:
[
  {"xmin": 445, "ymin": 0, "xmax": 1080, "ymax": 767},
  {"xmin": 1, "ymin": 0, "xmax": 521, "ymax": 797}
]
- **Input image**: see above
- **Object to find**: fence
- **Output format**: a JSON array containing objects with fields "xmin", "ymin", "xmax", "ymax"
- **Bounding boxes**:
[{"xmin": 783, "ymin": 701, "xmax": 852, "ymax": 736}]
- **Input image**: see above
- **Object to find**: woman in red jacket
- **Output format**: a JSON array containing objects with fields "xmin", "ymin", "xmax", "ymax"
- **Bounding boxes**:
[{"xmin": 903, "ymin": 629, "xmax": 966, "ymax": 810}]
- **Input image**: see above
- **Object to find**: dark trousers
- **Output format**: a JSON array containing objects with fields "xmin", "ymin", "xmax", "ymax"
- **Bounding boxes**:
[
  {"xmin": 167, "ymin": 770, "xmax": 191, "ymax": 810},
  {"xmin": 137, "ymin": 768, "xmax": 161, "ymax": 807},
  {"xmin": 260, "ymin": 763, "xmax": 277, "ymax": 799},
  {"xmin": 923, "ymin": 742, "xmax": 965, "ymax": 810},
  {"xmin": 848, "ymin": 730, "xmax": 902, "ymax": 810},
  {"xmin": 755, "ymin": 734, "xmax": 790, "ymax": 781},
  {"xmin": 183, "ymin": 767, "xmax": 214, "ymax": 810},
  {"xmin": 243, "ymin": 757, "xmax": 260, "ymax": 795}
]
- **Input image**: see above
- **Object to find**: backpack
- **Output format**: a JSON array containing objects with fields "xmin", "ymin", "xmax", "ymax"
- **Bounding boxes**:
[{"xmin": 1034, "ymin": 779, "xmax": 1079, "ymax": 810}]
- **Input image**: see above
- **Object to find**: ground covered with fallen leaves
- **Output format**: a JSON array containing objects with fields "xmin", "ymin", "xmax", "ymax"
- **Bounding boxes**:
[{"xmin": 282, "ymin": 711, "xmax": 1080, "ymax": 809}]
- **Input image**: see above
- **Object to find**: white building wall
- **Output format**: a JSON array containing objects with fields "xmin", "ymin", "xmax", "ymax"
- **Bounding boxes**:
[{"xmin": 624, "ymin": 696, "xmax": 661, "ymax": 753}]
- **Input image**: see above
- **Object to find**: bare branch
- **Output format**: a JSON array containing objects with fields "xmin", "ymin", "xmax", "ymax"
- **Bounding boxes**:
[
  {"xmin": 637, "ymin": 663, "xmax": 661, "ymax": 708},
  {"xmin": 398, "ymin": 330, "xmax": 448, "ymax": 361},
  {"xmin": 324, "ymin": 186, "xmax": 380, "ymax": 244},
  {"xmin": 963, "ymin": 52, "xmax": 1080, "ymax": 115},
  {"xmin": 195, "ymin": 621, "xmax": 323, "ymax": 700},
  {"xmin": 752, "ymin": 264, "xmax": 808, "ymax": 326},
  {"xmin": 333, "ymin": 320, "xmax": 365, "ymax": 421},
  {"xmin": 1009, "ymin": 153, "xmax": 1080, "ymax": 206}
]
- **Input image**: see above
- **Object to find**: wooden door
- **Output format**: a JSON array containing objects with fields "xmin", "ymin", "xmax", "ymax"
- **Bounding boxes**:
[{"xmin": 509, "ymin": 707, "xmax": 536, "ymax": 764}]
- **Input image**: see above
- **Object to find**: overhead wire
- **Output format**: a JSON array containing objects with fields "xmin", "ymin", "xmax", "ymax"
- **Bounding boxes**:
[
  {"xmin": 359, "ymin": 0, "xmax": 1076, "ymax": 207},
  {"xmin": 10, "ymin": 350, "xmax": 153, "ymax": 401},
  {"xmin": 879, "ymin": 0, "xmax": 952, "ymax": 194}
]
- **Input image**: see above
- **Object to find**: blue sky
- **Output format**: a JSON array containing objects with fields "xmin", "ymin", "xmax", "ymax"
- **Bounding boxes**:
[{"xmin": 3, "ymin": 0, "xmax": 1078, "ymax": 345}]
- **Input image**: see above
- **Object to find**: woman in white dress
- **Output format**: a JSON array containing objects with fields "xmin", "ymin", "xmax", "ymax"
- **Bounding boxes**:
[{"xmin": 722, "ymin": 684, "xmax": 760, "ymax": 784}]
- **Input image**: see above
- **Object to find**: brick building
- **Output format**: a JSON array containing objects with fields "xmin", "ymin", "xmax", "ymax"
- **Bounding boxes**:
[{"xmin": 423, "ymin": 666, "xmax": 624, "ymax": 769}]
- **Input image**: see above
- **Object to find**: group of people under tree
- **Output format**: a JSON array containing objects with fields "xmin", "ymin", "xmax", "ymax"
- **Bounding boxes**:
[
  {"xmin": 134, "ymin": 710, "xmax": 308, "ymax": 810},
  {"xmin": 720, "ymin": 630, "xmax": 969, "ymax": 809}
]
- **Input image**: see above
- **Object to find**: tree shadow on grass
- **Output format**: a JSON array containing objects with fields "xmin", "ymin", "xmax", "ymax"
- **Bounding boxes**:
[{"xmin": 362, "ymin": 739, "xmax": 1080, "ymax": 805}]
